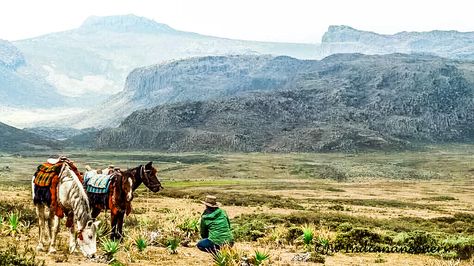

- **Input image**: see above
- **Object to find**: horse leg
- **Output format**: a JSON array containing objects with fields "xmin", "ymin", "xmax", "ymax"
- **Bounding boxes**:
[
  {"xmin": 48, "ymin": 214, "xmax": 60, "ymax": 253},
  {"xmin": 116, "ymin": 211, "xmax": 125, "ymax": 241},
  {"xmin": 91, "ymin": 206, "xmax": 101, "ymax": 219},
  {"xmin": 110, "ymin": 211, "xmax": 118, "ymax": 240},
  {"xmin": 66, "ymin": 213, "xmax": 76, "ymax": 253},
  {"xmin": 35, "ymin": 204, "xmax": 47, "ymax": 251}
]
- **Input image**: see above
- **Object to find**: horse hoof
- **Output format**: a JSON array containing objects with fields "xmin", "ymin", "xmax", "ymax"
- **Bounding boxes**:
[
  {"xmin": 36, "ymin": 243, "xmax": 45, "ymax": 252},
  {"xmin": 48, "ymin": 247, "xmax": 57, "ymax": 254}
]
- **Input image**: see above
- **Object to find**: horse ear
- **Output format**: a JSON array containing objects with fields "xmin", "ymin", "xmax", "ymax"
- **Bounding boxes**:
[
  {"xmin": 93, "ymin": 220, "xmax": 101, "ymax": 228},
  {"xmin": 145, "ymin": 161, "xmax": 153, "ymax": 168}
]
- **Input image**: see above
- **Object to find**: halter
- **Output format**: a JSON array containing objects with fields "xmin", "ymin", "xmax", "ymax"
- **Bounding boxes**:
[{"xmin": 77, "ymin": 228, "xmax": 84, "ymax": 240}]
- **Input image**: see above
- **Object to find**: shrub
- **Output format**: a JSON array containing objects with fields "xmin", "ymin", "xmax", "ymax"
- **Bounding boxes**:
[
  {"xmin": 394, "ymin": 231, "xmax": 437, "ymax": 253},
  {"xmin": 441, "ymin": 236, "xmax": 474, "ymax": 259},
  {"xmin": 0, "ymin": 247, "xmax": 44, "ymax": 266},
  {"xmin": 285, "ymin": 226, "xmax": 303, "ymax": 244},
  {"xmin": 233, "ymin": 219, "xmax": 267, "ymax": 241},
  {"xmin": 334, "ymin": 227, "xmax": 391, "ymax": 249},
  {"xmin": 177, "ymin": 217, "xmax": 200, "ymax": 239},
  {"xmin": 337, "ymin": 222, "xmax": 353, "ymax": 232}
]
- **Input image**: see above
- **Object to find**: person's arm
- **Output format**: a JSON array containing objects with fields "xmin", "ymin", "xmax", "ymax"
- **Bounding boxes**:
[{"xmin": 200, "ymin": 217, "xmax": 209, "ymax": 238}]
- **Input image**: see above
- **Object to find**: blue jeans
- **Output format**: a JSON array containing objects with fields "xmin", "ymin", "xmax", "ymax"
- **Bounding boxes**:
[{"xmin": 197, "ymin": 238, "xmax": 220, "ymax": 253}]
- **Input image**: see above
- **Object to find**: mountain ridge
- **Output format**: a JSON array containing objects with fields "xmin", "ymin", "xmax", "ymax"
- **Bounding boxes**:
[{"xmin": 90, "ymin": 53, "xmax": 474, "ymax": 152}]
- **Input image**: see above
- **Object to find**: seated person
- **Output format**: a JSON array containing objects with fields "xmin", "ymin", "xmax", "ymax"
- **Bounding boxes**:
[{"xmin": 197, "ymin": 195, "xmax": 234, "ymax": 253}]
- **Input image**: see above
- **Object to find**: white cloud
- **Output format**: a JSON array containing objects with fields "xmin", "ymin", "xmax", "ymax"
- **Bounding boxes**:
[
  {"xmin": 43, "ymin": 65, "xmax": 117, "ymax": 96},
  {"xmin": 0, "ymin": 106, "xmax": 84, "ymax": 128}
]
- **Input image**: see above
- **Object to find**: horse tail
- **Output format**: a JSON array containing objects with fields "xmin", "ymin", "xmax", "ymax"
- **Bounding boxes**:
[{"xmin": 85, "ymin": 165, "xmax": 92, "ymax": 172}]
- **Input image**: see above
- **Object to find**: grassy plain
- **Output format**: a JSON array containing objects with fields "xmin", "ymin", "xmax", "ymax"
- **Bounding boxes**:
[{"xmin": 0, "ymin": 145, "xmax": 472, "ymax": 265}]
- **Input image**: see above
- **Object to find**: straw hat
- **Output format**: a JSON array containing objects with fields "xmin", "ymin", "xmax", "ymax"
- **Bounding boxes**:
[{"xmin": 201, "ymin": 195, "xmax": 219, "ymax": 208}]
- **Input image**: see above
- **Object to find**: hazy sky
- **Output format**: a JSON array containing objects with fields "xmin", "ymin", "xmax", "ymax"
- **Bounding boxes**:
[{"xmin": 1, "ymin": 0, "xmax": 473, "ymax": 43}]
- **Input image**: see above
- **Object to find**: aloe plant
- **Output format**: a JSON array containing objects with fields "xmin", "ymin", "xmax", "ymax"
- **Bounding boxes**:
[
  {"xmin": 8, "ymin": 212, "xmax": 20, "ymax": 236},
  {"xmin": 166, "ymin": 237, "xmax": 180, "ymax": 254},
  {"xmin": 101, "ymin": 239, "xmax": 120, "ymax": 259},
  {"xmin": 253, "ymin": 249, "xmax": 270, "ymax": 265},
  {"xmin": 302, "ymin": 226, "xmax": 314, "ymax": 252},
  {"xmin": 134, "ymin": 235, "xmax": 148, "ymax": 252},
  {"xmin": 212, "ymin": 245, "xmax": 240, "ymax": 266},
  {"xmin": 96, "ymin": 220, "xmax": 111, "ymax": 240}
]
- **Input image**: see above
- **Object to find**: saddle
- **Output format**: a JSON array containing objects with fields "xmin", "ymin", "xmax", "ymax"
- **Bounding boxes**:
[
  {"xmin": 33, "ymin": 162, "xmax": 62, "ymax": 187},
  {"xmin": 84, "ymin": 172, "xmax": 114, "ymax": 194}
]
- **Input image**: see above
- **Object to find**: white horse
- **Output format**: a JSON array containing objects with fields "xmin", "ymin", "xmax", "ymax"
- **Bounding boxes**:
[{"xmin": 32, "ymin": 158, "xmax": 100, "ymax": 258}]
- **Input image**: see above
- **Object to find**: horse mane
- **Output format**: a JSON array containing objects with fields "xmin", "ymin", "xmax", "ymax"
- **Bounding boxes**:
[
  {"xmin": 62, "ymin": 164, "xmax": 91, "ymax": 228},
  {"xmin": 121, "ymin": 165, "xmax": 142, "ymax": 191}
]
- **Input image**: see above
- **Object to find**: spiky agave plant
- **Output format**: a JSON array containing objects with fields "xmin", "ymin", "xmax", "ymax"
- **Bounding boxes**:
[
  {"xmin": 134, "ymin": 235, "xmax": 148, "ymax": 252},
  {"xmin": 166, "ymin": 237, "xmax": 180, "ymax": 254},
  {"xmin": 8, "ymin": 212, "xmax": 20, "ymax": 236},
  {"xmin": 101, "ymin": 239, "xmax": 120, "ymax": 260},
  {"xmin": 212, "ymin": 245, "xmax": 240, "ymax": 266},
  {"xmin": 302, "ymin": 225, "xmax": 314, "ymax": 252},
  {"xmin": 96, "ymin": 220, "xmax": 112, "ymax": 240},
  {"xmin": 253, "ymin": 249, "xmax": 271, "ymax": 266}
]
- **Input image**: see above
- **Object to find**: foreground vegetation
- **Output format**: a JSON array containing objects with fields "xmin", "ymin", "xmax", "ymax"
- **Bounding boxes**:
[{"xmin": 0, "ymin": 145, "xmax": 473, "ymax": 265}]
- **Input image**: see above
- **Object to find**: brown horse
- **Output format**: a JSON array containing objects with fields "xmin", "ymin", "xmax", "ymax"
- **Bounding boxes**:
[{"xmin": 84, "ymin": 162, "xmax": 163, "ymax": 240}]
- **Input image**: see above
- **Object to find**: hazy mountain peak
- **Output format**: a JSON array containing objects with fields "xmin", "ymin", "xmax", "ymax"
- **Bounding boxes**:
[
  {"xmin": 79, "ymin": 14, "xmax": 176, "ymax": 33},
  {"xmin": 322, "ymin": 25, "xmax": 384, "ymax": 43},
  {"xmin": 0, "ymin": 39, "xmax": 25, "ymax": 69}
]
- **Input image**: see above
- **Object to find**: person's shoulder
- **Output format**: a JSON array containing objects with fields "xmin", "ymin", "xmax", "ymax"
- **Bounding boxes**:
[{"xmin": 218, "ymin": 208, "xmax": 229, "ymax": 216}]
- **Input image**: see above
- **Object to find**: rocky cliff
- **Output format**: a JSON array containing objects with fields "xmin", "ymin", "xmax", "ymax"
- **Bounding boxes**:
[
  {"xmin": 93, "ymin": 53, "xmax": 474, "ymax": 152},
  {"xmin": 319, "ymin": 25, "xmax": 474, "ymax": 60}
]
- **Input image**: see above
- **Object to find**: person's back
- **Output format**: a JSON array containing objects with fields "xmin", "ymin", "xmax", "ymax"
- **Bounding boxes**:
[{"xmin": 197, "ymin": 195, "xmax": 233, "ymax": 252}]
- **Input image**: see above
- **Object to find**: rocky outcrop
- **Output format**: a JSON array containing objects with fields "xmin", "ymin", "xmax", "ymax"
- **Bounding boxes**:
[
  {"xmin": 0, "ymin": 39, "xmax": 25, "ymax": 69},
  {"xmin": 93, "ymin": 53, "xmax": 474, "ymax": 152},
  {"xmin": 319, "ymin": 25, "xmax": 474, "ymax": 60}
]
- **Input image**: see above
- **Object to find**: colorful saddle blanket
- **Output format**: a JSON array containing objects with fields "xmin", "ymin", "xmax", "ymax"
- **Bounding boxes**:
[
  {"xmin": 85, "ymin": 172, "xmax": 113, "ymax": 194},
  {"xmin": 34, "ymin": 163, "xmax": 61, "ymax": 187}
]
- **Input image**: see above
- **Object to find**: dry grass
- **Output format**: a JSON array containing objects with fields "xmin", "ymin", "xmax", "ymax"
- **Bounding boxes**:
[{"xmin": 0, "ymin": 145, "xmax": 473, "ymax": 265}]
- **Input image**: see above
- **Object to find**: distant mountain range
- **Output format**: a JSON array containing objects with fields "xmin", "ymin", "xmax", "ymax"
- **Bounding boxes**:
[
  {"xmin": 0, "ymin": 122, "xmax": 58, "ymax": 151},
  {"xmin": 2, "ymin": 15, "xmax": 474, "ymax": 152},
  {"xmin": 2, "ymin": 15, "xmax": 474, "ymax": 129},
  {"xmin": 92, "ymin": 53, "xmax": 474, "ymax": 152},
  {"xmin": 12, "ymin": 14, "xmax": 316, "ymax": 101},
  {"xmin": 318, "ymin": 25, "xmax": 474, "ymax": 60},
  {"xmin": 0, "ymin": 39, "xmax": 64, "ymax": 108},
  {"xmin": 70, "ymin": 55, "xmax": 312, "ymax": 128}
]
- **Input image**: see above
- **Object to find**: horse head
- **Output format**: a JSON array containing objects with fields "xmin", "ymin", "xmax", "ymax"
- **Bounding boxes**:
[
  {"xmin": 141, "ymin": 162, "xmax": 163, "ymax": 192},
  {"xmin": 76, "ymin": 219, "xmax": 100, "ymax": 258}
]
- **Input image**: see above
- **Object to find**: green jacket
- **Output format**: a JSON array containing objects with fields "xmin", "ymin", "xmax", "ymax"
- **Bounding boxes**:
[{"xmin": 200, "ymin": 208, "xmax": 233, "ymax": 245}]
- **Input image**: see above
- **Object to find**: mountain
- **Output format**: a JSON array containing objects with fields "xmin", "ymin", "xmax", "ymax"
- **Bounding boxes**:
[
  {"xmin": 12, "ymin": 14, "xmax": 316, "ymax": 104},
  {"xmin": 318, "ymin": 25, "xmax": 474, "ymax": 60},
  {"xmin": 91, "ymin": 53, "xmax": 474, "ymax": 152},
  {"xmin": 71, "ymin": 55, "xmax": 314, "ymax": 128},
  {"xmin": 0, "ymin": 122, "xmax": 59, "ymax": 151},
  {"xmin": 24, "ymin": 126, "xmax": 98, "ymax": 141},
  {"xmin": 0, "ymin": 39, "xmax": 64, "ymax": 108}
]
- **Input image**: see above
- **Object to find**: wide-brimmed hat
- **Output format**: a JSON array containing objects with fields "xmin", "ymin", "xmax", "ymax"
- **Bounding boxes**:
[{"xmin": 201, "ymin": 195, "xmax": 219, "ymax": 208}]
